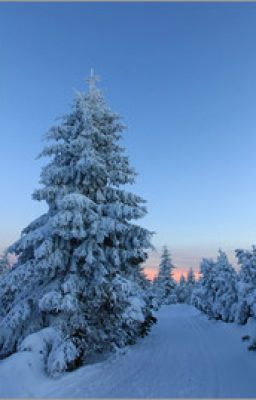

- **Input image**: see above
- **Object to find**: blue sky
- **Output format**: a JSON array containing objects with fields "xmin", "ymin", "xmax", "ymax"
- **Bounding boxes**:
[{"xmin": 1, "ymin": 3, "xmax": 256, "ymax": 271}]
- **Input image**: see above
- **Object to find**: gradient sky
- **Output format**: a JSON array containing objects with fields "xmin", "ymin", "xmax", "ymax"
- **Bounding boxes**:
[{"xmin": 1, "ymin": 3, "xmax": 256, "ymax": 277}]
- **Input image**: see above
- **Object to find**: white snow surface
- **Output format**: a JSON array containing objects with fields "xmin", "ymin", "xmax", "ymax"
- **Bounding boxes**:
[{"xmin": 1, "ymin": 304, "xmax": 256, "ymax": 398}]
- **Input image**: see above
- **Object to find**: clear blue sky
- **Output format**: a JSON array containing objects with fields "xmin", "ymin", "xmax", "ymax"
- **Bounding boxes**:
[{"xmin": 1, "ymin": 2, "xmax": 256, "ymax": 271}]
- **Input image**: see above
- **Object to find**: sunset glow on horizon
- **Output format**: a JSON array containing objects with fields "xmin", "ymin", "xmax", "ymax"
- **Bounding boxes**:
[
  {"xmin": 143, "ymin": 266, "xmax": 200, "ymax": 282},
  {"xmin": 142, "ymin": 245, "xmax": 238, "ymax": 282}
]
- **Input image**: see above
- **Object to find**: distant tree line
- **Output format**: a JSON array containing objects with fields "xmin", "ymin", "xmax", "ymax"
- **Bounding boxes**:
[
  {"xmin": 149, "ymin": 246, "xmax": 196, "ymax": 309},
  {"xmin": 191, "ymin": 247, "xmax": 256, "ymax": 350},
  {"xmin": 150, "ymin": 245, "xmax": 256, "ymax": 351}
]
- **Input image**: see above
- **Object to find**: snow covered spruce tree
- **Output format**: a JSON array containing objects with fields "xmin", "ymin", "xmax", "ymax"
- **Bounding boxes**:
[
  {"xmin": 211, "ymin": 250, "xmax": 237, "ymax": 322},
  {"xmin": 176, "ymin": 270, "xmax": 196, "ymax": 304},
  {"xmin": 176, "ymin": 274, "xmax": 188, "ymax": 303},
  {"xmin": 153, "ymin": 247, "xmax": 177, "ymax": 306},
  {"xmin": 192, "ymin": 250, "xmax": 237, "ymax": 321},
  {"xmin": 191, "ymin": 257, "xmax": 217, "ymax": 317},
  {"xmin": 0, "ymin": 72, "xmax": 155, "ymax": 375},
  {"xmin": 186, "ymin": 268, "xmax": 196, "ymax": 304},
  {"xmin": 235, "ymin": 246, "xmax": 256, "ymax": 325}
]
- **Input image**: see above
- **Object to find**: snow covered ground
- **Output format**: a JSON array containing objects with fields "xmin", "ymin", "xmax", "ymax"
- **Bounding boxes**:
[{"xmin": 0, "ymin": 304, "xmax": 256, "ymax": 398}]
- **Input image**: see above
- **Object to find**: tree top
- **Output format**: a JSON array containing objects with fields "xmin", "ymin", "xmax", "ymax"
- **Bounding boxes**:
[{"xmin": 86, "ymin": 68, "xmax": 100, "ymax": 93}]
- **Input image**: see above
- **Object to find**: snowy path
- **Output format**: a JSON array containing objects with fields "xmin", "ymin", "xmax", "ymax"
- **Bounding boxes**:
[{"xmin": 0, "ymin": 304, "xmax": 256, "ymax": 398}]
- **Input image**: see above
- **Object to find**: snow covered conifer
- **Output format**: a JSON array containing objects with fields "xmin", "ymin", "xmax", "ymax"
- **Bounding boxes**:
[
  {"xmin": 235, "ymin": 246, "xmax": 256, "ymax": 324},
  {"xmin": 186, "ymin": 268, "xmax": 196, "ymax": 304},
  {"xmin": 192, "ymin": 251, "xmax": 237, "ymax": 322},
  {"xmin": 0, "ymin": 72, "xmax": 154, "ymax": 375},
  {"xmin": 153, "ymin": 247, "xmax": 177, "ymax": 306},
  {"xmin": 187, "ymin": 268, "xmax": 195, "ymax": 287},
  {"xmin": 211, "ymin": 250, "xmax": 237, "ymax": 322},
  {"xmin": 176, "ymin": 274, "xmax": 188, "ymax": 303},
  {"xmin": 191, "ymin": 257, "xmax": 217, "ymax": 317}
]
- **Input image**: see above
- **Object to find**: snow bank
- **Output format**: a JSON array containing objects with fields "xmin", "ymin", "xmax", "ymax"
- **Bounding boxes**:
[{"xmin": 1, "ymin": 305, "xmax": 256, "ymax": 398}]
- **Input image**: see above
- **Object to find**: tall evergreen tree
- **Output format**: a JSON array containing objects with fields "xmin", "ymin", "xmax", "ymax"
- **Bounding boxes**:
[
  {"xmin": 211, "ymin": 250, "xmax": 237, "ymax": 322},
  {"xmin": 235, "ymin": 246, "xmax": 256, "ymax": 324},
  {"xmin": 153, "ymin": 247, "xmax": 177, "ymax": 306},
  {"xmin": 176, "ymin": 274, "xmax": 188, "ymax": 303},
  {"xmin": 192, "ymin": 250, "xmax": 237, "ymax": 322},
  {"xmin": 191, "ymin": 257, "xmax": 217, "ymax": 317},
  {"xmin": 0, "ymin": 73, "xmax": 154, "ymax": 375},
  {"xmin": 186, "ymin": 268, "xmax": 196, "ymax": 304},
  {"xmin": 187, "ymin": 268, "xmax": 195, "ymax": 286}
]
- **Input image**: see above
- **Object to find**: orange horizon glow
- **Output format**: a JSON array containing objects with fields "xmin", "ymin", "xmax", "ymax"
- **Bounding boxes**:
[{"xmin": 144, "ymin": 266, "xmax": 200, "ymax": 282}]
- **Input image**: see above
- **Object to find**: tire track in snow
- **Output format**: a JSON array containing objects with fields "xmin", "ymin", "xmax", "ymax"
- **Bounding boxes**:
[{"xmin": 186, "ymin": 312, "xmax": 222, "ymax": 397}]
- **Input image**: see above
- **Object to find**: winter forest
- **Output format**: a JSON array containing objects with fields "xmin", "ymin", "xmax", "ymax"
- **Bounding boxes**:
[
  {"xmin": 2, "ymin": 3, "xmax": 256, "ymax": 398},
  {"xmin": 1, "ymin": 71, "xmax": 256, "ymax": 398}
]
